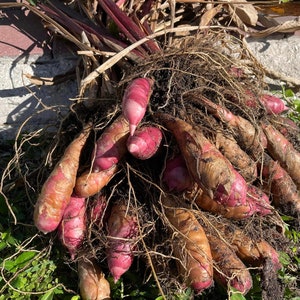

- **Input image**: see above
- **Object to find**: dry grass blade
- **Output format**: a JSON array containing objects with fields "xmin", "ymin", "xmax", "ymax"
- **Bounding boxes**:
[{"xmin": 248, "ymin": 17, "xmax": 300, "ymax": 37}]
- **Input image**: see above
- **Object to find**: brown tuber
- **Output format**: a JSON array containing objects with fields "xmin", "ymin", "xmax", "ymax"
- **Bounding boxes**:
[
  {"xmin": 163, "ymin": 196, "xmax": 213, "ymax": 294},
  {"xmin": 78, "ymin": 258, "xmax": 111, "ymax": 300}
]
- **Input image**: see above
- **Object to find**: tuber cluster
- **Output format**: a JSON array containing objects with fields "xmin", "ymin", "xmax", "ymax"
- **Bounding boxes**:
[{"xmin": 33, "ymin": 68, "xmax": 299, "ymax": 299}]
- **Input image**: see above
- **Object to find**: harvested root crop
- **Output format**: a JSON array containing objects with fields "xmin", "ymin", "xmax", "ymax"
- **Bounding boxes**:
[
  {"xmin": 122, "ymin": 77, "xmax": 154, "ymax": 136},
  {"xmin": 262, "ymin": 123, "xmax": 300, "ymax": 189},
  {"xmin": 211, "ymin": 221, "xmax": 282, "ymax": 272},
  {"xmin": 34, "ymin": 125, "xmax": 91, "ymax": 234},
  {"xmin": 75, "ymin": 164, "xmax": 118, "ymax": 198},
  {"xmin": 92, "ymin": 115, "xmax": 130, "ymax": 171},
  {"xmin": 163, "ymin": 196, "xmax": 213, "ymax": 294},
  {"xmin": 78, "ymin": 258, "xmax": 111, "ymax": 300},
  {"xmin": 58, "ymin": 194, "xmax": 86, "ymax": 260},
  {"xmin": 126, "ymin": 125, "xmax": 163, "ymax": 160},
  {"xmin": 156, "ymin": 113, "xmax": 248, "ymax": 207},
  {"xmin": 206, "ymin": 231, "xmax": 253, "ymax": 295},
  {"xmin": 106, "ymin": 203, "xmax": 138, "ymax": 283},
  {"xmin": 23, "ymin": 31, "xmax": 299, "ymax": 299}
]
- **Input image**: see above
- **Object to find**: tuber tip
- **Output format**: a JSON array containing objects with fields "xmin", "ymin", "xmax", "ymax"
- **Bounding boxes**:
[
  {"xmin": 231, "ymin": 278, "xmax": 253, "ymax": 295},
  {"xmin": 192, "ymin": 279, "xmax": 213, "ymax": 294},
  {"xmin": 110, "ymin": 266, "xmax": 124, "ymax": 283},
  {"xmin": 127, "ymin": 142, "xmax": 139, "ymax": 155},
  {"xmin": 129, "ymin": 124, "xmax": 137, "ymax": 136}
]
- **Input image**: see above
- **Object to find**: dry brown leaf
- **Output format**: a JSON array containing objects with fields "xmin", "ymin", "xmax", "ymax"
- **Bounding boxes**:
[
  {"xmin": 248, "ymin": 17, "xmax": 300, "ymax": 37},
  {"xmin": 228, "ymin": 0, "xmax": 258, "ymax": 26},
  {"xmin": 200, "ymin": 4, "xmax": 222, "ymax": 27},
  {"xmin": 257, "ymin": 14, "xmax": 280, "ymax": 29}
]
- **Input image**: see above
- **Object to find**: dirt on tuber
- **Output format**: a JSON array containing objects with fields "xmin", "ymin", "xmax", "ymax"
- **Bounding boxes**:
[
  {"xmin": 156, "ymin": 112, "xmax": 248, "ymax": 207},
  {"xmin": 163, "ymin": 196, "xmax": 213, "ymax": 294}
]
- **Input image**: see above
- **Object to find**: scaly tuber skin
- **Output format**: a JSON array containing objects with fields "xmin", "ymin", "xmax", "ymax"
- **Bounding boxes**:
[
  {"xmin": 206, "ymin": 232, "xmax": 253, "ymax": 295},
  {"xmin": 34, "ymin": 125, "xmax": 91, "ymax": 234},
  {"xmin": 262, "ymin": 123, "xmax": 300, "ymax": 189},
  {"xmin": 163, "ymin": 196, "xmax": 213, "ymax": 294},
  {"xmin": 78, "ymin": 258, "xmax": 111, "ymax": 300},
  {"xmin": 186, "ymin": 186, "xmax": 256, "ymax": 220},
  {"xmin": 126, "ymin": 126, "xmax": 162, "ymax": 160},
  {"xmin": 155, "ymin": 113, "xmax": 248, "ymax": 207},
  {"xmin": 261, "ymin": 154, "xmax": 300, "ymax": 216},
  {"xmin": 122, "ymin": 77, "xmax": 154, "ymax": 136},
  {"xmin": 187, "ymin": 93, "xmax": 267, "ymax": 159},
  {"xmin": 58, "ymin": 195, "xmax": 86, "ymax": 260},
  {"xmin": 74, "ymin": 164, "xmax": 118, "ymax": 198},
  {"xmin": 163, "ymin": 155, "xmax": 193, "ymax": 192},
  {"xmin": 212, "ymin": 221, "xmax": 282, "ymax": 272},
  {"xmin": 106, "ymin": 203, "xmax": 138, "ymax": 283},
  {"xmin": 215, "ymin": 132, "xmax": 257, "ymax": 183},
  {"xmin": 92, "ymin": 115, "xmax": 130, "ymax": 171}
]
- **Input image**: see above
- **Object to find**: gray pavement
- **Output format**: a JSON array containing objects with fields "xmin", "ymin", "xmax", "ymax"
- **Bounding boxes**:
[
  {"xmin": 0, "ymin": 54, "xmax": 78, "ymax": 139},
  {"xmin": 246, "ymin": 34, "xmax": 300, "ymax": 89}
]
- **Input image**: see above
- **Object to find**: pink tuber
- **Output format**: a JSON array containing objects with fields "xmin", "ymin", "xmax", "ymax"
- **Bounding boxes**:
[
  {"xmin": 262, "ymin": 123, "xmax": 300, "ymax": 189},
  {"xmin": 186, "ymin": 93, "xmax": 267, "ymax": 159},
  {"xmin": 187, "ymin": 186, "xmax": 257, "ymax": 220},
  {"xmin": 163, "ymin": 155, "xmax": 193, "ymax": 192},
  {"xmin": 75, "ymin": 164, "xmax": 118, "ymax": 198},
  {"xmin": 92, "ymin": 115, "xmax": 129, "ymax": 171},
  {"xmin": 58, "ymin": 194, "xmax": 86, "ymax": 260},
  {"xmin": 228, "ymin": 66, "xmax": 245, "ymax": 78},
  {"xmin": 261, "ymin": 154, "xmax": 300, "ymax": 215},
  {"xmin": 155, "ymin": 112, "xmax": 248, "ymax": 207},
  {"xmin": 34, "ymin": 125, "xmax": 90, "ymax": 234},
  {"xmin": 271, "ymin": 115, "xmax": 300, "ymax": 137},
  {"xmin": 122, "ymin": 77, "xmax": 154, "ymax": 136},
  {"xmin": 126, "ymin": 125, "xmax": 162, "ymax": 160},
  {"xmin": 206, "ymin": 232, "xmax": 253, "ymax": 295},
  {"xmin": 89, "ymin": 194, "xmax": 107, "ymax": 228},
  {"xmin": 243, "ymin": 90, "xmax": 288, "ymax": 115},
  {"xmin": 246, "ymin": 185, "xmax": 272, "ymax": 216},
  {"xmin": 106, "ymin": 203, "xmax": 138, "ymax": 282},
  {"xmin": 259, "ymin": 94, "xmax": 289, "ymax": 115}
]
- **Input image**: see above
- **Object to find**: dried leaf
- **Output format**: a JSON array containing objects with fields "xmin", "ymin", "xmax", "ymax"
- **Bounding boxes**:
[
  {"xmin": 229, "ymin": 0, "xmax": 258, "ymax": 26},
  {"xmin": 248, "ymin": 18, "xmax": 300, "ymax": 37},
  {"xmin": 200, "ymin": 4, "xmax": 222, "ymax": 27}
]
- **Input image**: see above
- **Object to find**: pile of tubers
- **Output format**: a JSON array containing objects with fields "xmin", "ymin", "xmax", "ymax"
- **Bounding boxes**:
[{"xmin": 33, "ymin": 35, "xmax": 300, "ymax": 299}]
